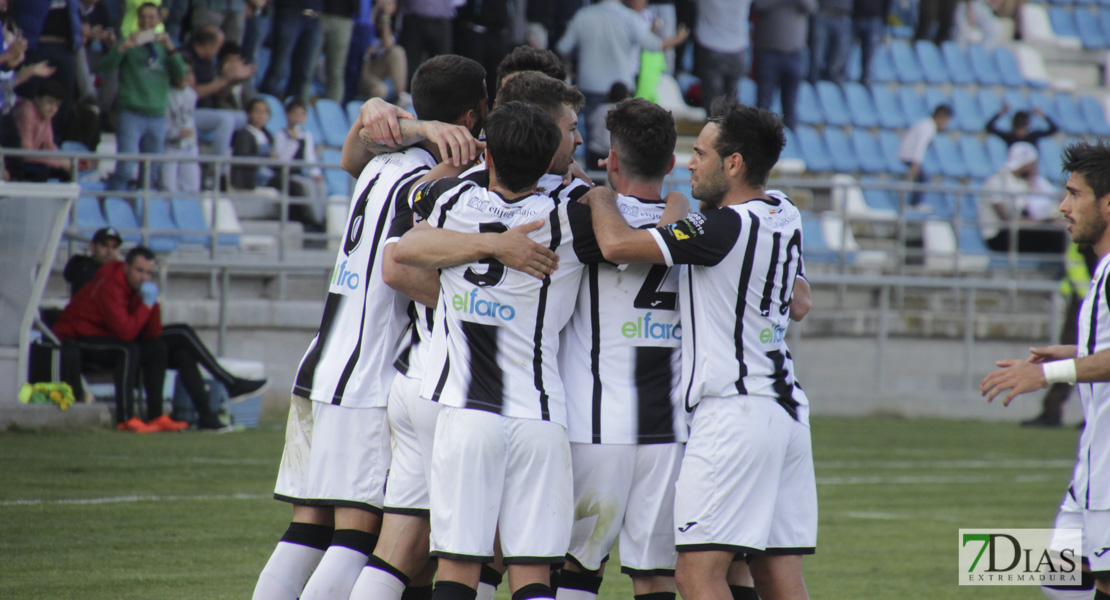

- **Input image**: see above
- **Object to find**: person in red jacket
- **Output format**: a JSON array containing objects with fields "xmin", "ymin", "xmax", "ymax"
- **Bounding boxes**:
[{"xmin": 53, "ymin": 246, "xmax": 267, "ymax": 432}]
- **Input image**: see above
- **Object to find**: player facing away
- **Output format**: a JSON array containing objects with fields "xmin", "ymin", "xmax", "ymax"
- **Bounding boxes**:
[
  {"xmin": 556, "ymin": 97, "xmax": 688, "ymax": 600},
  {"xmin": 391, "ymin": 101, "xmax": 606, "ymax": 600},
  {"xmin": 251, "ymin": 55, "xmax": 490, "ymax": 600},
  {"xmin": 581, "ymin": 96, "xmax": 816, "ymax": 600},
  {"xmin": 981, "ymin": 142, "xmax": 1110, "ymax": 600}
]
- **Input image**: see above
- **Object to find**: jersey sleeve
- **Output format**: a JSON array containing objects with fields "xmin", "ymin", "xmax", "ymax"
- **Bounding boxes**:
[
  {"xmin": 386, "ymin": 187, "xmax": 416, "ymax": 242},
  {"xmin": 566, "ymin": 200, "xmax": 606, "ymax": 264},
  {"xmin": 647, "ymin": 208, "xmax": 742, "ymax": 267},
  {"xmin": 411, "ymin": 177, "xmax": 467, "ymax": 225}
]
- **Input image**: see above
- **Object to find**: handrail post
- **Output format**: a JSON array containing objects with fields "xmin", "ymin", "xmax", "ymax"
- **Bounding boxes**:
[{"xmin": 218, "ymin": 266, "xmax": 229, "ymax": 356}]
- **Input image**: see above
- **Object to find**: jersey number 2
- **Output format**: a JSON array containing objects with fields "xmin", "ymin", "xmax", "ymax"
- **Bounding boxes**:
[
  {"xmin": 633, "ymin": 265, "xmax": 677, "ymax": 311},
  {"xmin": 464, "ymin": 222, "xmax": 509, "ymax": 287}
]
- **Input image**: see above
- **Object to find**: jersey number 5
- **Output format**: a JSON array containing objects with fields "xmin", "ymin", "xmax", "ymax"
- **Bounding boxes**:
[
  {"xmin": 633, "ymin": 265, "xmax": 677, "ymax": 311},
  {"xmin": 464, "ymin": 222, "xmax": 509, "ymax": 287}
]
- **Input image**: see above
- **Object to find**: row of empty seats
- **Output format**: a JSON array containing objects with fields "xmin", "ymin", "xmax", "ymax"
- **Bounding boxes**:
[
  {"xmin": 73, "ymin": 195, "xmax": 240, "ymax": 254},
  {"xmin": 1046, "ymin": 3, "xmax": 1110, "ymax": 49}
]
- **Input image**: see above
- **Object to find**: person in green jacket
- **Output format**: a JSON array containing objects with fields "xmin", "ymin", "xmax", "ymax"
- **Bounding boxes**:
[{"xmin": 99, "ymin": 2, "xmax": 186, "ymax": 190}]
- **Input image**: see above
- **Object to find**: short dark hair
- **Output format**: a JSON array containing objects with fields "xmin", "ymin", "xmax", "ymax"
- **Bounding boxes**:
[
  {"xmin": 485, "ymin": 102, "xmax": 561, "ymax": 193},
  {"xmin": 933, "ymin": 104, "xmax": 953, "ymax": 118},
  {"xmin": 137, "ymin": 2, "xmax": 159, "ymax": 15},
  {"xmin": 410, "ymin": 55, "xmax": 487, "ymax": 126},
  {"xmin": 36, "ymin": 80, "xmax": 66, "ymax": 102},
  {"xmin": 1012, "ymin": 110, "xmax": 1031, "ymax": 131},
  {"xmin": 495, "ymin": 46, "xmax": 566, "ymax": 94},
  {"xmin": 218, "ymin": 41, "xmax": 243, "ymax": 65},
  {"xmin": 191, "ymin": 25, "xmax": 223, "ymax": 48},
  {"xmin": 1062, "ymin": 142, "xmax": 1110, "ymax": 202},
  {"xmin": 495, "ymin": 71, "xmax": 584, "ymax": 121},
  {"xmin": 284, "ymin": 98, "xmax": 306, "ymax": 114},
  {"xmin": 126, "ymin": 246, "xmax": 156, "ymax": 264},
  {"xmin": 245, "ymin": 97, "xmax": 268, "ymax": 114},
  {"xmin": 606, "ymin": 98, "xmax": 676, "ymax": 181},
  {"xmin": 708, "ymin": 97, "xmax": 784, "ymax": 189},
  {"xmin": 606, "ymin": 82, "xmax": 630, "ymax": 104}
]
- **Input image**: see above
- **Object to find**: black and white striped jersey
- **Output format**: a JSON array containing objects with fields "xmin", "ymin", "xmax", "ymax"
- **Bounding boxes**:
[
  {"xmin": 292, "ymin": 147, "xmax": 436, "ymax": 407},
  {"xmin": 1075, "ymin": 253, "xmax": 1110, "ymax": 509},
  {"xmin": 647, "ymin": 191, "xmax": 809, "ymax": 421},
  {"xmin": 561, "ymin": 194, "xmax": 686, "ymax": 445},
  {"xmin": 411, "ymin": 176, "xmax": 602, "ymax": 425}
]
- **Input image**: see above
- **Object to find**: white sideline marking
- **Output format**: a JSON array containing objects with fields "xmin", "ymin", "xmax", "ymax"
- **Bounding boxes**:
[
  {"xmin": 818, "ymin": 474, "xmax": 1058, "ymax": 485},
  {"xmin": 0, "ymin": 492, "xmax": 269, "ymax": 506},
  {"xmin": 819, "ymin": 459, "xmax": 1074, "ymax": 470}
]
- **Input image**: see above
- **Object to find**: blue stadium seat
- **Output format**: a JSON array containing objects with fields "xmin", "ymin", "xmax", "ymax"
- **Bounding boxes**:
[
  {"xmin": 103, "ymin": 198, "xmax": 142, "ymax": 243},
  {"xmin": 346, "ymin": 101, "xmax": 362, "ymax": 129},
  {"xmin": 951, "ymin": 87, "xmax": 984, "ymax": 132},
  {"xmin": 1075, "ymin": 7, "xmax": 1107, "ymax": 48},
  {"xmin": 1029, "ymin": 89, "xmax": 1060, "ymax": 123},
  {"xmin": 868, "ymin": 44, "xmax": 897, "ymax": 83},
  {"xmin": 985, "ymin": 135, "xmax": 1008, "ymax": 171},
  {"xmin": 923, "ymin": 143, "xmax": 941, "ymax": 180},
  {"xmin": 795, "ymin": 81, "xmax": 823, "ymax": 125},
  {"xmin": 940, "ymin": 41, "xmax": 975, "ymax": 85},
  {"xmin": 145, "ymin": 197, "xmax": 182, "ymax": 252},
  {"xmin": 878, "ymin": 129, "xmax": 909, "ymax": 175},
  {"xmin": 860, "ymin": 177, "xmax": 900, "ymax": 212},
  {"xmin": 1037, "ymin": 137, "xmax": 1066, "ymax": 183},
  {"xmin": 314, "ymin": 98, "xmax": 350, "ymax": 148},
  {"xmin": 799, "ymin": 210, "xmax": 841, "ymax": 264},
  {"xmin": 782, "ymin": 127, "xmax": 804, "ymax": 162},
  {"xmin": 1080, "ymin": 94, "xmax": 1110, "ymax": 136},
  {"xmin": 968, "ymin": 44, "xmax": 1002, "ymax": 85},
  {"xmin": 321, "ymin": 148, "xmax": 352, "ymax": 197},
  {"xmin": 1100, "ymin": 9, "xmax": 1110, "ymax": 44},
  {"xmin": 993, "ymin": 47, "xmax": 1028, "ymax": 87},
  {"xmin": 898, "ymin": 86, "xmax": 928, "ymax": 124},
  {"xmin": 74, "ymin": 196, "xmax": 109, "ymax": 232},
  {"xmin": 738, "ymin": 77, "xmax": 757, "ymax": 106},
  {"xmin": 870, "ymin": 85, "xmax": 905, "ymax": 129},
  {"xmin": 914, "ymin": 40, "xmax": 949, "ymax": 84},
  {"xmin": 794, "ymin": 125, "xmax": 833, "ymax": 172},
  {"xmin": 1002, "ymin": 88, "xmax": 1030, "ymax": 112},
  {"xmin": 253, "ymin": 47, "xmax": 270, "ymax": 90},
  {"xmin": 823, "ymin": 127, "xmax": 859, "ymax": 173},
  {"xmin": 843, "ymin": 82, "xmax": 879, "ymax": 128},
  {"xmin": 932, "ymin": 134, "xmax": 969, "ymax": 178},
  {"xmin": 1054, "ymin": 94, "xmax": 1091, "ymax": 134},
  {"xmin": 889, "ymin": 39, "xmax": 924, "ymax": 83},
  {"xmin": 258, "ymin": 93, "xmax": 287, "ymax": 134},
  {"xmin": 172, "ymin": 198, "xmax": 238, "ymax": 247},
  {"xmin": 815, "ymin": 81, "xmax": 852, "ymax": 126},
  {"xmin": 959, "ymin": 136, "xmax": 995, "ymax": 180},
  {"xmin": 850, "ymin": 129, "xmax": 886, "ymax": 174},
  {"xmin": 846, "ymin": 44, "xmax": 862, "ymax": 81},
  {"xmin": 923, "ymin": 86, "xmax": 950, "ymax": 113},
  {"xmin": 304, "ymin": 103, "xmax": 325, "ymax": 144},
  {"xmin": 1049, "ymin": 6, "xmax": 1081, "ymax": 39},
  {"xmin": 977, "ymin": 88, "xmax": 1004, "ymax": 122}
]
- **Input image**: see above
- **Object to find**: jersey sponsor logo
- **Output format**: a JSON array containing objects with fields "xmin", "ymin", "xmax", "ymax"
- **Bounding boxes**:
[
  {"xmin": 760, "ymin": 323, "xmax": 787, "ymax": 344},
  {"xmin": 466, "ymin": 196, "xmax": 541, "ymax": 220},
  {"xmin": 621, "ymin": 312, "xmax": 681, "ymax": 340},
  {"xmin": 668, "ymin": 213, "xmax": 707, "ymax": 241},
  {"xmin": 677, "ymin": 521, "xmax": 697, "ymax": 532},
  {"xmin": 1096, "ymin": 547, "xmax": 1110, "ymax": 558},
  {"xmin": 330, "ymin": 260, "xmax": 361, "ymax": 291},
  {"xmin": 453, "ymin": 288, "xmax": 517, "ymax": 321}
]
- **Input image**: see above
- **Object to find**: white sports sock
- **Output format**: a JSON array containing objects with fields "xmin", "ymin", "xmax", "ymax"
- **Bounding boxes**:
[
  {"xmin": 251, "ymin": 541, "xmax": 326, "ymax": 600},
  {"xmin": 476, "ymin": 581, "xmax": 498, "ymax": 600},
  {"xmin": 349, "ymin": 563, "xmax": 407, "ymax": 600},
  {"xmin": 300, "ymin": 545, "xmax": 371, "ymax": 600},
  {"xmin": 1042, "ymin": 586, "xmax": 1095, "ymax": 600},
  {"xmin": 555, "ymin": 588, "xmax": 596, "ymax": 600}
]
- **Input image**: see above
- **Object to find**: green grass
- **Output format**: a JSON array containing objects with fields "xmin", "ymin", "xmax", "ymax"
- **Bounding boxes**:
[{"xmin": 0, "ymin": 416, "xmax": 1081, "ymax": 599}]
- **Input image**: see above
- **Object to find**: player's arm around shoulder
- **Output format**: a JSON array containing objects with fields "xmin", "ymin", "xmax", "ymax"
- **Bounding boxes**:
[
  {"xmin": 394, "ymin": 220, "xmax": 559, "ymax": 280},
  {"xmin": 579, "ymin": 186, "xmax": 667, "ymax": 265}
]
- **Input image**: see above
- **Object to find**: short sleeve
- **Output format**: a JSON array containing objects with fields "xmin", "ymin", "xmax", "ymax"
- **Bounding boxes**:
[
  {"xmin": 416, "ymin": 177, "xmax": 473, "ymax": 228},
  {"xmin": 567, "ymin": 200, "xmax": 605, "ymax": 265},
  {"xmin": 386, "ymin": 190, "xmax": 415, "ymax": 242},
  {"xmin": 648, "ymin": 208, "xmax": 743, "ymax": 267}
]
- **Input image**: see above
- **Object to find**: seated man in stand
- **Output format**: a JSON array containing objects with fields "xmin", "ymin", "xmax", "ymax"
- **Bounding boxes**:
[{"xmin": 63, "ymin": 227, "xmax": 122, "ymax": 297}]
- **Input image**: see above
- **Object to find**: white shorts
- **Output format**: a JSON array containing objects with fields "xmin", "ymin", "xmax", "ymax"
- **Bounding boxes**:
[
  {"xmin": 1056, "ymin": 485, "xmax": 1110, "ymax": 574},
  {"xmin": 383, "ymin": 373, "xmax": 440, "ymax": 515},
  {"xmin": 273, "ymin": 395, "xmax": 391, "ymax": 512},
  {"xmin": 674, "ymin": 395, "xmax": 817, "ymax": 556},
  {"xmin": 429, "ymin": 406, "xmax": 573, "ymax": 564},
  {"xmin": 566, "ymin": 442, "xmax": 684, "ymax": 575}
]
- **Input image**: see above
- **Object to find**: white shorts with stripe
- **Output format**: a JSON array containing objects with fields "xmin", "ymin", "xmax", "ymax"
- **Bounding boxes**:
[
  {"xmin": 1053, "ymin": 485, "xmax": 1110, "ymax": 574},
  {"xmin": 383, "ymin": 373, "xmax": 440, "ymax": 515},
  {"xmin": 566, "ymin": 442, "xmax": 684, "ymax": 574},
  {"xmin": 273, "ymin": 395, "xmax": 391, "ymax": 513},
  {"xmin": 674, "ymin": 394, "xmax": 817, "ymax": 556},
  {"xmin": 429, "ymin": 406, "xmax": 573, "ymax": 564}
]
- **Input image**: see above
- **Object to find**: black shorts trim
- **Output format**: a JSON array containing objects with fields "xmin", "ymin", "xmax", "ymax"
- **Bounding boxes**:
[
  {"xmin": 430, "ymin": 550, "xmax": 495, "ymax": 563},
  {"xmin": 273, "ymin": 494, "xmax": 384, "ymax": 515},
  {"xmin": 763, "ymin": 546, "xmax": 816, "ymax": 556},
  {"xmin": 563, "ymin": 554, "xmax": 604, "ymax": 575},
  {"xmin": 502, "ymin": 555, "xmax": 567, "ymax": 566},
  {"xmin": 1088, "ymin": 568, "xmax": 1110, "ymax": 577},
  {"xmin": 620, "ymin": 566, "xmax": 676, "ymax": 577},
  {"xmin": 382, "ymin": 506, "xmax": 430, "ymax": 518},
  {"xmin": 676, "ymin": 543, "xmax": 763, "ymax": 555}
]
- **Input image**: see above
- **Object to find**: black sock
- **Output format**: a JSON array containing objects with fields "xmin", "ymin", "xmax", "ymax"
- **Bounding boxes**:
[
  {"xmin": 329, "ymin": 529, "xmax": 378, "ymax": 555},
  {"xmin": 512, "ymin": 583, "xmax": 556, "ymax": 600},
  {"xmin": 729, "ymin": 585, "xmax": 760, "ymax": 600},
  {"xmin": 635, "ymin": 593, "xmax": 676, "ymax": 600},
  {"xmin": 402, "ymin": 584, "xmax": 434, "ymax": 600},
  {"xmin": 479, "ymin": 564, "xmax": 504, "ymax": 588},
  {"xmin": 433, "ymin": 581, "xmax": 477, "ymax": 600},
  {"xmin": 1094, "ymin": 589, "xmax": 1110, "ymax": 600},
  {"xmin": 280, "ymin": 522, "xmax": 333, "ymax": 551},
  {"xmin": 558, "ymin": 570, "xmax": 603, "ymax": 594}
]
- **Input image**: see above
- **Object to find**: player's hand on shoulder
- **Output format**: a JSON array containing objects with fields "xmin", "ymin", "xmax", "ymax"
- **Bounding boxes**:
[
  {"xmin": 563, "ymin": 161, "xmax": 594, "ymax": 188},
  {"xmin": 494, "ymin": 219, "xmax": 560, "ymax": 280},
  {"xmin": 422, "ymin": 121, "xmax": 484, "ymax": 168},
  {"xmin": 359, "ymin": 98, "xmax": 415, "ymax": 148}
]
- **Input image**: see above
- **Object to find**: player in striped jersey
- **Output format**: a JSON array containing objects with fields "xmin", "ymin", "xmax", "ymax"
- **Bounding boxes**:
[
  {"xmin": 556, "ymin": 98, "xmax": 687, "ymax": 600},
  {"xmin": 581, "ymin": 97, "xmax": 816, "ymax": 600},
  {"xmin": 982, "ymin": 143, "xmax": 1110, "ymax": 600},
  {"xmin": 252, "ymin": 55, "xmax": 490, "ymax": 600}
]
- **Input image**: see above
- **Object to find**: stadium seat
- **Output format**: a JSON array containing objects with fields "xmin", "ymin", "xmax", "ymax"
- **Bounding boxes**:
[
  {"xmin": 102, "ymin": 198, "xmax": 142, "ymax": 243},
  {"xmin": 1022, "ymin": 3, "xmax": 1074, "ymax": 47},
  {"xmin": 859, "ymin": 177, "xmax": 900, "ymax": 214},
  {"xmin": 923, "ymin": 86, "xmax": 950, "ymax": 113},
  {"xmin": 845, "ymin": 44, "xmax": 862, "ymax": 81},
  {"xmin": 940, "ymin": 41, "xmax": 975, "ymax": 85},
  {"xmin": 795, "ymin": 81, "xmax": 823, "ymax": 125},
  {"xmin": 849, "ymin": 129, "xmax": 886, "ymax": 174},
  {"xmin": 823, "ymin": 127, "xmax": 859, "ymax": 173},
  {"xmin": 1074, "ymin": 7, "xmax": 1107, "ymax": 48},
  {"xmin": 968, "ymin": 44, "xmax": 1002, "ymax": 85},
  {"xmin": 1100, "ymin": 9, "xmax": 1110, "ymax": 44},
  {"xmin": 959, "ymin": 136, "xmax": 996, "ymax": 180},
  {"xmin": 843, "ymin": 82, "xmax": 879, "ymax": 128},
  {"xmin": 1029, "ymin": 89, "xmax": 1060, "ymax": 122},
  {"xmin": 993, "ymin": 47, "xmax": 1028, "ymax": 87},
  {"xmin": 1054, "ymin": 94, "xmax": 1091, "ymax": 134},
  {"xmin": 74, "ymin": 196, "xmax": 109, "ymax": 232},
  {"xmin": 977, "ymin": 88, "xmax": 1004, "ymax": 122},
  {"xmin": 305, "ymin": 104, "xmax": 326, "ymax": 146},
  {"xmin": 1011, "ymin": 44, "xmax": 1052, "ymax": 88},
  {"xmin": 781, "ymin": 127, "xmax": 804, "ymax": 163},
  {"xmin": 898, "ymin": 86, "xmax": 928, "ymax": 124},
  {"xmin": 1049, "ymin": 6, "xmax": 1082, "ymax": 39},
  {"xmin": 346, "ymin": 101, "xmax": 362, "ymax": 129},
  {"xmin": 173, "ymin": 198, "xmax": 237, "ymax": 247},
  {"xmin": 870, "ymin": 85, "xmax": 905, "ymax": 129},
  {"xmin": 314, "ymin": 99, "xmax": 351, "ymax": 148},
  {"xmin": 799, "ymin": 210, "xmax": 841, "ymax": 264},
  {"xmin": 878, "ymin": 129, "xmax": 909, "ymax": 175},
  {"xmin": 794, "ymin": 125, "xmax": 833, "ymax": 172},
  {"xmin": 985, "ymin": 135, "xmax": 1008, "ymax": 171},
  {"xmin": 923, "ymin": 144, "xmax": 941, "ymax": 182},
  {"xmin": 932, "ymin": 135, "xmax": 968, "ymax": 179},
  {"xmin": 258, "ymin": 94, "xmax": 287, "ymax": 134},
  {"xmin": 914, "ymin": 40, "xmax": 949, "ymax": 84},
  {"xmin": 145, "ymin": 197, "xmax": 183, "ymax": 252},
  {"xmin": 951, "ymin": 87, "xmax": 984, "ymax": 132},
  {"xmin": 320, "ymin": 148, "xmax": 352, "ymax": 198},
  {"xmin": 1002, "ymin": 88, "xmax": 1030, "ymax": 112},
  {"xmin": 815, "ymin": 81, "xmax": 852, "ymax": 126},
  {"xmin": 889, "ymin": 40, "xmax": 924, "ymax": 83},
  {"xmin": 1037, "ymin": 137, "xmax": 1066, "ymax": 183},
  {"xmin": 1079, "ymin": 94, "xmax": 1110, "ymax": 136}
]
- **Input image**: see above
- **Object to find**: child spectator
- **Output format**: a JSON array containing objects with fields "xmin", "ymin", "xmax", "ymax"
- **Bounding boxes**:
[
  {"xmin": 586, "ymin": 81, "xmax": 630, "ymax": 170},
  {"xmin": 229, "ymin": 96, "xmax": 274, "ymax": 191},
  {"xmin": 5, "ymin": 80, "xmax": 72, "ymax": 181},
  {"xmin": 162, "ymin": 64, "xmax": 200, "ymax": 193},
  {"xmin": 272, "ymin": 98, "xmax": 326, "ymax": 234}
]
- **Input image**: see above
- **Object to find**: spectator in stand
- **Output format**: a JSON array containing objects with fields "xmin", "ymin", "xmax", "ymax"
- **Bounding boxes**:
[
  {"xmin": 952, "ymin": 0, "xmax": 1003, "ymax": 48},
  {"xmin": 397, "ymin": 0, "xmax": 455, "ymax": 89},
  {"xmin": 259, "ymin": 0, "xmax": 321, "ymax": 101},
  {"xmin": 455, "ymin": 0, "xmax": 513, "ymax": 104},
  {"xmin": 75, "ymin": 0, "xmax": 115, "ymax": 107},
  {"xmin": 585, "ymin": 81, "xmax": 629, "ymax": 170},
  {"xmin": 979, "ymin": 141, "xmax": 1067, "ymax": 255},
  {"xmin": 192, "ymin": 0, "xmax": 246, "ymax": 44},
  {"xmin": 162, "ymin": 63, "xmax": 201, "ymax": 193},
  {"xmin": 897, "ymin": 103, "xmax": 952, "ymax": 206},
  {"xmin": 853, "ymin": 0, "xmax": 889, "ymax": 86},
  {"xmin": 0, "ymin": 15, "xmax": 57, "ymax": 120},
  {"xmin": 52, "ymin": 245, "xmax": 268, "ymax": 432},
  {"xmin": 63, "ymin": 226, "xmax": 122, "ymax": 296},
  {"xmin": 693, "ymin": 0, "xmax": 751, "ymax": 107},
  {"xmin": 986, "ymin": 103, "xmax": 1059, "ymax": 149},
  {"xmin": 809, "ymin": 0, "xmax": 853, "ymax": 84},
  {"xmin": 311, "ymin": 0, "xmax": 356, "ymax": 103},
  {"xmin": 647, "ymin": 0, "xmax": 679, "ymax": 73},
  {"xmin": 357, "ymin": 0, "xmax": 409, "ymax": 106},
  {"xmin": 11, "ymin": 0, "xmax": 83, "ymax": 143},
  {"xmin": 914, "ymin": 0, "xmax": 958, "ymax": 43},
  {"xmin": 5, "ymin": 80, "xmax": 72, "ymax": 181},
  {"xmin": 273, "ymin": 98, "xmax": 327, "ymax": 234},
  {"xmin": 212, "ymin": 42, "xmax": 251, "ymax": 111},
  {"xmin": 182, "ymin": 25, "xmax": 253, "ymax": 183},
  {"xmin": 160, "ymin": 0, "xmax": 189, "ymax": 45},
  {"xmin": 119, "ymin": 0, "xmax": 161, "ymax": 38},
  {"xmin": 229, "ymin": 96, "xmax": 274, "ymax": 190},
  {"xmin": 240, "ymin": 0, "xmax": 271, "ymax": 64},
  {"xmin": 99, "ymin": 2, "xmax": 185, "ymax": 190},
  {"xmin": 752, "ymin": 0, "xmax": 816, "ymax": 131}
]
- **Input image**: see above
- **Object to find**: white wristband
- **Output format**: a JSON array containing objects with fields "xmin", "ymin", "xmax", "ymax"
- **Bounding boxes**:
[{"xmin": 1043, "ymin": 359, "xmax": 1078, "ymax": 385}]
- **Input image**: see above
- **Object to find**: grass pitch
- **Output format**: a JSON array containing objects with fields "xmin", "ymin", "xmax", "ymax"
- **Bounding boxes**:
[{"xmin": 0, "ymin": 415, "xmax": 1080, "ymax": 599}]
